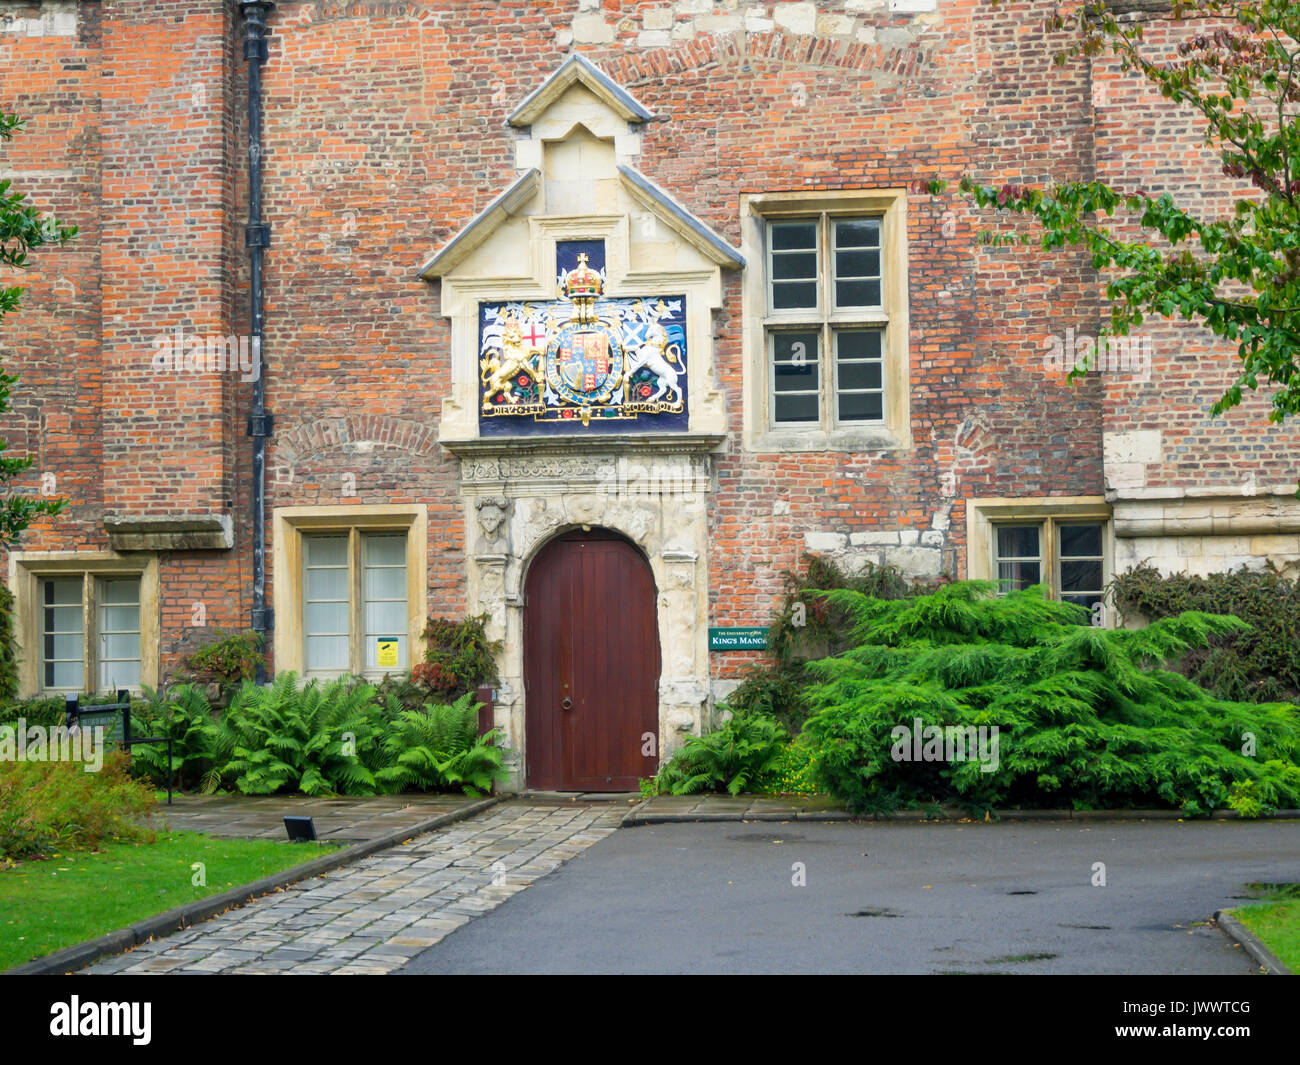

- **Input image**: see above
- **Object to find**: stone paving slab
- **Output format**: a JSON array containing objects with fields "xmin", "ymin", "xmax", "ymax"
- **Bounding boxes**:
[
  {"xmin": 85, "ymin": 801, "xmax": 622, "ymax": 975},
  {"xmin": 624, "ymin": 795, "xmax": 851, "ymax": 825},
  {"xmin": 146, "ymin": 793, "xmax": 486, "ymax": 843}
]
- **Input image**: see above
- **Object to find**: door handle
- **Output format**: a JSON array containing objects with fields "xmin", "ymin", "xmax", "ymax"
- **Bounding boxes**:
[{"xmin": 561, "ymin": 696, "xmax": 573, "ymax": 710}]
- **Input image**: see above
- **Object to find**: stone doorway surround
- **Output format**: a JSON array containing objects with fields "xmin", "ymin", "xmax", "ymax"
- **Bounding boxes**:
[{"xmin": 449, "ymin": 434, "xmax": 721, "ymax": 791}]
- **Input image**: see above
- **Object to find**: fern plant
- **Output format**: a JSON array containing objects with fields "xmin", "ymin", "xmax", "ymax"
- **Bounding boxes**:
[
  {"xmin": 128, "ymin": 685, "xmax": 216, "ymax": 791},
  {"xmin": 655, "ymin": 711, "xmax": 790, "ymax": 796},
  {"xmin": 374, "ymin": 692, "xmax": 507, "ymax": 796},
  {"xmin": 203, "ymin": 673, "xmax": 384, "ymax": 796}
]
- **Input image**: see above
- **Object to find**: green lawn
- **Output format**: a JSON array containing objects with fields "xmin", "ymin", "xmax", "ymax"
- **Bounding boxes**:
[
  {"xmin": 0, "ymin": 831, "xmax": 339, "ymax": 971},
  {"xmin": 1235, "ymin": 889, "xmax": 1300, "ymax": 973}
]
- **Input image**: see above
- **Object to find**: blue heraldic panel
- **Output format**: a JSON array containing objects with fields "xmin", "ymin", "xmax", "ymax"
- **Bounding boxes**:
[{"xmin": 477, "ymin": 247, "xmax": 688, "ymax": 435}]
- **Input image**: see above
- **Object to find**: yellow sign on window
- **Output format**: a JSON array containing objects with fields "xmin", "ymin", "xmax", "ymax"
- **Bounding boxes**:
[{"xmin": 376, "ymin": 639, "xmax": 399, "ymax": 669}]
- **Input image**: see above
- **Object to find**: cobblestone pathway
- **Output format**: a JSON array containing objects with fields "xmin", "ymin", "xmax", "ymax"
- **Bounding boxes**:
[{"xmin": 85, "ymin": 802, "xmax": 623, "ymax": 975}]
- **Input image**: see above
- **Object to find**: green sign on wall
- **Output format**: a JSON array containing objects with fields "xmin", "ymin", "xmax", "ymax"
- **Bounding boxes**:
[{"xmin": 708, "ymin": 626, "xmax": 769, "ymax": 651}]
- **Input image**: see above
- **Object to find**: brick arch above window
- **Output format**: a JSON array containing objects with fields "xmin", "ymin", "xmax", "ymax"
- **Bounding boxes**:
[{"xmin": 273, "ymin": 415, "xmax": 441, "ymax": 471}]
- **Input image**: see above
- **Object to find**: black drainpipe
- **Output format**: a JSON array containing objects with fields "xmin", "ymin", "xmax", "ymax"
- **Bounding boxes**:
[{"xmin": 241, "ymin": 2, "xmax": 275, "ymax": 681}]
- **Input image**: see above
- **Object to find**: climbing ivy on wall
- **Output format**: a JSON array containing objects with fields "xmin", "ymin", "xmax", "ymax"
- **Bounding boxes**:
[{"xmin": 1110, "ymin": 563, "xmax": 1300, "ymax": 703}]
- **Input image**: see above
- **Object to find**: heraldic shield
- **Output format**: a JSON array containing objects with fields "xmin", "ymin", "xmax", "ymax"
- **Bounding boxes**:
[
  {"xmin": 550, "ymin": 325, "xmax": 625, "ymax": 406},
  {"xmin": 477, "ymin": 242, "xmax": 689, "ymax": 434}
]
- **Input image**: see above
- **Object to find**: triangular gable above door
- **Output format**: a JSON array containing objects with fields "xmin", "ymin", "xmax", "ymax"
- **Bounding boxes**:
[
  {"xmin": 508, "ymin": 53, "xmax": 655, "ymax": 128},
  {"xmin": 417, "ymin": 56, "xmax": 741, "ymax": 280}
]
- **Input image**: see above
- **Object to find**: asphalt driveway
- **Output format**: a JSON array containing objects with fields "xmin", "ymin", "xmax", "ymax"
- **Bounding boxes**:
[{"xmin": 399, "ymin": 818, "xmax": 1299, "ymax": 974}]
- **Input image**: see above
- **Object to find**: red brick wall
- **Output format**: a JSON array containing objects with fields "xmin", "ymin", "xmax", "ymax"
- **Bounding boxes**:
[
  {"xmin": 1, "ymin": 1, "xmax": 105, "ymax": 552},
  {"xmin": 2, "ymin": 0, "xmax": 1296, "ymax": 688},
  {"xmin": 97, "ymin": 1, "xmax": 236, "ymax": 518},
  {"xmin": 1092, "ymin": 12, "xmax": 1300, "ymax": 492}
]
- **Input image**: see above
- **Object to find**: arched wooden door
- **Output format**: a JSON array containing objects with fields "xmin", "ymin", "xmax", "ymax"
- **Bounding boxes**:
[{"xmin": 523, "ymin": 529, "xmax": 660, "ymax": 791}]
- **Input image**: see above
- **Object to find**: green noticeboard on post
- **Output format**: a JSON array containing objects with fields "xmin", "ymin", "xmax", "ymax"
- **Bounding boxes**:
[{"xmin": 708, "ymin": 626, "xmax": 769, "ymax": 651}]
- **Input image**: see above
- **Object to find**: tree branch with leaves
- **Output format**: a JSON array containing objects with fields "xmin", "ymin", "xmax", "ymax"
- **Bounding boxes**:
[
  {"xmin": 0, "ymin": 112, "xmax": 75, "ymax": 545},
  {"xmin": 940, "ymin": 1, "xmax": 1300, "ymax": 445}
]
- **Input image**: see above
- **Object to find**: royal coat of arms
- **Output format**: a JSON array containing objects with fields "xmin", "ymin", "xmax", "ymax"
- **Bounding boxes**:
[{"xmin": 477, "ymin": 247, "xmax": 688, "ymax": 434}]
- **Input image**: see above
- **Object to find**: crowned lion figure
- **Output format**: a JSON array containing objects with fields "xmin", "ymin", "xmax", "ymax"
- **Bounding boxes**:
[{"xmin": 481, "ymin": 315, "xmax": 545, "ymax": 406}]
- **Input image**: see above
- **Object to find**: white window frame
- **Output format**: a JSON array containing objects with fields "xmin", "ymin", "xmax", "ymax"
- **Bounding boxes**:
[
  {"xmin": 273, "ymin": 505, "xmax": 428, "ymax": 682},
  {"xmin": 301, "ymin": 529, "xmax": 412, "ymax": 680},
  {"xmin": 967, "ymin": 497, "xmax": 1114, "ymax": 623},
  {"xmin": 741, "ymin": 189, "xmax": 911, "ymax": 453},
  {"xmin": 7, "ymin": 552, "xmax": 159, "ymax": 697},
  {"xmin": 94, "ymin": 576, "xmax": 144, "ymax": 693},
  {"xmin": 41, "ymin": 576, "xmax": 85, "ymax": 693}
]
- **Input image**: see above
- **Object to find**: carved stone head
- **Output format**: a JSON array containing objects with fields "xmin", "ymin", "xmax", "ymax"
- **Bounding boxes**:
[{"xmin": 475, "ymin": 496, "xmax": 509, "ymax": 538}]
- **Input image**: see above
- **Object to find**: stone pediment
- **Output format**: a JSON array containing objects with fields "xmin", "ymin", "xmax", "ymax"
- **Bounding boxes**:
[
  {"xmin": 417, "ymin": 169, "xmax": 540, "ymax": 280},
  {"xmin": 507, "ymin": 53, "xmax": 655, "ymax": 128},
  {"xmin": 416, "ymin": 164, "xmax": 743, "ymax": 280},
  {"xmin": 417, "ymin": 54, "xmax": 741, "ymax": 282},
  {"xmin": 417, "ymin": 56, "xmax": 740, "ymax": 445}
]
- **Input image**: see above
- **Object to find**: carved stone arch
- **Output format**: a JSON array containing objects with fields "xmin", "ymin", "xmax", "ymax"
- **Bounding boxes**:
[{"xmin": 457, "ymin": 442, "xmax": 714, "ymax": 789}]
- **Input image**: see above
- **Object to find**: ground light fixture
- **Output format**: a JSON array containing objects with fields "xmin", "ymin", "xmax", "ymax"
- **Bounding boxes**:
[{"xmin": 283, "ymin": 816, "xmax": 318, "ymax": 842}]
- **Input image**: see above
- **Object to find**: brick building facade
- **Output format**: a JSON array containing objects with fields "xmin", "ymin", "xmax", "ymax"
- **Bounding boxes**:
[{"xmin": 2, "ymin": 0, "xmax": 1297, "ymax": 789}]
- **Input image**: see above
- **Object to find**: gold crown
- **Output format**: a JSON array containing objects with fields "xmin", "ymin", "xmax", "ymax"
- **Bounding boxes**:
[{"xmin": 561, "ymin": 252, "xmax": 603, "ymax": 299}]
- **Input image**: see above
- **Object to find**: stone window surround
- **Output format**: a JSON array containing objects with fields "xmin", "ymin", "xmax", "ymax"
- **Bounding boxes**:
[
  {"xmin": 8, "ymin": 550, "xmax": 160, "ymax": 698},
  {"xmin": 966, "ymin": 495, "xmax": 1114, "ymax": 620},
  {"xmin": 740, "ymin": 188, "xmax": 912, "ymax": 453},
  {"xmin": 271, "ymin": 505, "xmax": 428, "ymax": 681}
]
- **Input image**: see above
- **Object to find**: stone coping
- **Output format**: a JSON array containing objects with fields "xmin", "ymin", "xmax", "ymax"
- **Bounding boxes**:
[
  {"xmin": 147, "ymin": 792, "xmax": 489, "ymax": 843},
  {"xmin": 622, "ymin": 795, "xmax": 1300, "ymax": 827}
]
